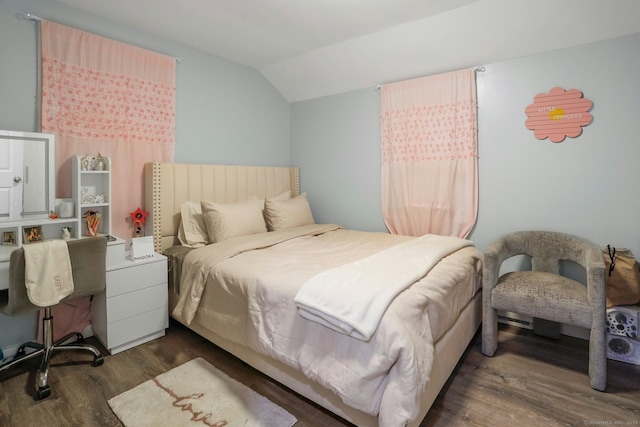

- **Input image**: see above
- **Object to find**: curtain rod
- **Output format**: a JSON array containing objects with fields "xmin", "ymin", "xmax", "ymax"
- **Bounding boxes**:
[
  {"xmin": 15, "ymin": 12, "xmax": 183, "ymax": 64},
  {"xmin": 16, "ymin": 12, "xmax": 40, "ymax": 22},
  {"xmin": 374, "ymin": 65, "xmax": 485, "ymax": 91}
]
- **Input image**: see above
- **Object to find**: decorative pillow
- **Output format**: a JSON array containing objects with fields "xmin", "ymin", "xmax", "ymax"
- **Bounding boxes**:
[
  {"xmin": 201, "ymin": 198, "xmax": 268, "ymax": 243},
  {"xmin": 264, "ymin": 192, "xmax": 315, "ymax": 231},
  {"xmin": 177, "ymin": 201, "xmax": 209, "ymax": 248}
]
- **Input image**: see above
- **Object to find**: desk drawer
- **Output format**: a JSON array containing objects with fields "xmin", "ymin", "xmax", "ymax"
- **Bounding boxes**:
[
  {"xmin": 106, "ymin": 306, "xmax": 168, "ymax": 348},
  {"xmin": 106, "ymin": 283, "xmax": 167, "ymax": 324},
  {"xmin": 107, "ymin": 259, "xmax": 167, "ymax": 297}
]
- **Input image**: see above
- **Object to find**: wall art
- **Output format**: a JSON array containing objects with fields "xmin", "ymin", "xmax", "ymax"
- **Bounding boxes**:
[{"xmin": 525, "ymin": 87, "xmax": 593, "ymax": 143}]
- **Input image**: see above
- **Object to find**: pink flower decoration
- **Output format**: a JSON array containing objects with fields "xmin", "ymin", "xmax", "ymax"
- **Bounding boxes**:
[{"xmin": 525, "ymin": 87, "xmax": 593, "ymax": 143}]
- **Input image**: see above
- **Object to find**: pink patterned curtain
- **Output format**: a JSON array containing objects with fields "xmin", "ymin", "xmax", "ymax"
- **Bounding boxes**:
[
  {"xmin": 381, "ymin": 69, "xmax": 477, "ymax": 238},
  {"xmin": 40, "ymin": 20, "xmax": 175, "ymax": 241}
]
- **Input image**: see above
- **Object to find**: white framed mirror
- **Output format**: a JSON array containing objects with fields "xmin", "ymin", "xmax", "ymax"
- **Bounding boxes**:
[{"xmin": 0, "ymin": 130, "xmax": 55, "ymax": 221}]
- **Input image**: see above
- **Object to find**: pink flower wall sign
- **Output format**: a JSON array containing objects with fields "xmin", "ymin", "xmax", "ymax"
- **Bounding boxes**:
[{"xmin": 525, "ymin": 87, "xmax": 593, "ymax": 143}]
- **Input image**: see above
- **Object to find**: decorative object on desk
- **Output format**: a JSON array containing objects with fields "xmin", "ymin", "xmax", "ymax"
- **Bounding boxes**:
[
  {"xmin": 129, "ymin": 207, "xmax": 148, "ymax": 238},
  {"xmin": 2, "ymin": 231, "xmax": 16, "ymax": 246},
  {"xmin": 108, "ymin": 357, "xmax": 297, "ymax": 427},
  {"xmin": 58, "ymin": 200, "xmax": 74, "ymax": 218},
  {"xmin": 130, "ymin": 235, "xmax": 155, "ymax": 261},
  {"xmin": 96, "ymin": 153, "xmax": 106, "ymax": 171},
  {"xmin": 81, "ymin": 187, "xmax": 92, "ymax": 204},
  {"xmin": 23, "ymin": 226, "xmax": 43, "ymax": 244},
  {"xmin": 83, "ymin": 210, "xmax": 102, "ymax": 237},
  {"xmin": 61, "ymin": 227, "xmax": 72, "ymax": 241}
]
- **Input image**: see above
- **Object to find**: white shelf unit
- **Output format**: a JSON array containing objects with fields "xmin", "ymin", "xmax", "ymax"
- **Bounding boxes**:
[
  {"xmin": 0, "ymin": 217, "xmax": 79, "ymax": 255},
  {"xmin": 71, "ymin": 155, "xmax": 112, "ymax": 238},
  {"xmin": 2, "ymin": 155, "xmax": 118, "ymax": 291}
]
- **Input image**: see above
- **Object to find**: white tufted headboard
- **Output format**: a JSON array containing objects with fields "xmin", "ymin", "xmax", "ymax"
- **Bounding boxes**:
[{"xmin": 144, "ymin": 162, "xmax": 300, "ymax": 253}]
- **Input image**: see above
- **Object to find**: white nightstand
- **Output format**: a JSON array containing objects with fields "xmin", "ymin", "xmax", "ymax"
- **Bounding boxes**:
[{"xmin": 91, "ymin": 253, "xmax": 168, "ymax": 354}]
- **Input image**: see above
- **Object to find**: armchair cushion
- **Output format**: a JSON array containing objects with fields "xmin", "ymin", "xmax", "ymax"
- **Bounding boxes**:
[{"xmin": 492, "ymin": 271, "xmax": 592, "ymax": 328}]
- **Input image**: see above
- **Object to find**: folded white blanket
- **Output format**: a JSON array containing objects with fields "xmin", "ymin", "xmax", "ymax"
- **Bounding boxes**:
[
  {"xmin": 23, "ymin": 240, "xmax": 74, "ymax": 307},
  {"xmin": 294, "ymin": 234, "xmax": 472, "ymax": 341}
]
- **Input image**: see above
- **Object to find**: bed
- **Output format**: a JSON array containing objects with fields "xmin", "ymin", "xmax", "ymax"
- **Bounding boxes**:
[{"xmin": 144, "ymin": 162, "xmax": 483, "ymax": 427}]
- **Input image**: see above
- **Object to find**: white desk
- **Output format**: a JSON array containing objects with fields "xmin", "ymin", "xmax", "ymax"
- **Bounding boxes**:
[{"xmin": 0, "ymin": 236, "xmax": 125, "ymax": 291}]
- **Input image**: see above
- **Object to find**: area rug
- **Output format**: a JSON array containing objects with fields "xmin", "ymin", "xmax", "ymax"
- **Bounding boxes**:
[{"xmin": 108, "ymin": 357, "xmax": 297, "ymax": 427}]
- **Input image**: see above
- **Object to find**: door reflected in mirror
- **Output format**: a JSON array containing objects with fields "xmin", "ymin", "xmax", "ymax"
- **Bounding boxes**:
[{"xmin": 0, "ymin": 130, "xmax": 55, "ymax": 222}]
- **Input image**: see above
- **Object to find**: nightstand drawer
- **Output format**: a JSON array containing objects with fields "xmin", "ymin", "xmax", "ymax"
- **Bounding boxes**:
[
  {"xmin": 106, "ymin": 306, "xmax": 169, "ymax": 349},
  {"xmin": 106, "ymin": 283, "xmax": 168, "ymax": 323},
  {"xmin": 107, "ymin": 259, "xmax": 167, "ymax": 297}
]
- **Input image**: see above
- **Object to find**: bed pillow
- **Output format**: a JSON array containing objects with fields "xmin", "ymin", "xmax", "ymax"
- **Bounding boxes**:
[
  {"xmin": 177, "ymin": 201, "xmax": 209, "ymax": 248},
  {"xmin": 268, "ymin": 190, "xmax": 292, "ymax": 202},
  {"xmin": 201, "ymin": 198, "xmax": 268, "ymax": 243},
  {"xmin": 264, "ymin": 192, "xmax": 315, "ymax": 231}
]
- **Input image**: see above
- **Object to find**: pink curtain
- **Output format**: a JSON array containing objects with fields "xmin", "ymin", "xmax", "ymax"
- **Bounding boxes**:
[
  {"xmin": 381, "ymin": 69, "xmax": 478, "ymax": 238},
  {"xmin": 40, "ymin": 20, "xmax": 175, "ymax": 241},
  {"xmin": 38, "ymin": 20, "xmax": 175, "ymax": 341}
]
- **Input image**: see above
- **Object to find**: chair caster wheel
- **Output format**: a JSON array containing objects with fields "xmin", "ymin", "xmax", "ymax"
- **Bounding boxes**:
[
  {"xmin": 93, "ymin": 355, "xmax": 104, "ymax": 367},
  {"xmin": 37, "ymin": 386, "xmax": 51, "ymax": 400}
]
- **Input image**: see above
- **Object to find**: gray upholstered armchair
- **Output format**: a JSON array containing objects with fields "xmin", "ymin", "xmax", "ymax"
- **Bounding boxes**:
[{"xmin": 482, "ymin": 230, "xmax": 607, "ymax": 391}]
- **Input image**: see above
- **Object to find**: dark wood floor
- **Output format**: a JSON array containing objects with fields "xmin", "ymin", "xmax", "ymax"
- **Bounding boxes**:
[{"xmin": 1, "ymin": 321, "xmax": 639, "ymax": 426}]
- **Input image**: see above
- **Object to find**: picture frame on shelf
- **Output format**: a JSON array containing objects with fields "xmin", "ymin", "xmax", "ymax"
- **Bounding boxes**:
[
  {"xmin": 2, "ymin": 231, "xmax": 16, "ymax": 246},
  {"xmin": 23, "ymin": 226, "xmax": 43, "ymax": 244}
]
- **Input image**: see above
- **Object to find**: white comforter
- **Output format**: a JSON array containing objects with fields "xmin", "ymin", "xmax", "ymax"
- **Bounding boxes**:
[
  {"xmin": 294, "ymin": 234, "xmax": 471, "ymax": 341},
  {"xmin": 172, "ymin": 224, "xmax": 481, "ymax": 427}
]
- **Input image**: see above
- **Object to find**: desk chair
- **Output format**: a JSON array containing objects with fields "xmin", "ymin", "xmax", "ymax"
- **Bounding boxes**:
[
  {"xmin": 0, "ymin": 237, "xmax": 107, "ymax": 399},
  {"xmin": 482, "ymin": 230, "xmax": 607, "ymax": 391}
]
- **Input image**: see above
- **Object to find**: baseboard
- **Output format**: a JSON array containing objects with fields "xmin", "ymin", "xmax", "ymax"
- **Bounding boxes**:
[
  {"xmin": 0, "ymin": 343, "xmax": 21, "ymax": 360},
  {"xmin": 497, "ymin": 310, "xmax": 590, "ymax": 340},
  {"xmin": 1, "ymin": 324, "xmax": 96, "ymax": 362},
  {"xmin": 498, "ymin": 311, "xmax": 533, "ymax": 329},
  {"xmin": 82, "ymin": 324, "xmax": 94, "ymax": 338}
]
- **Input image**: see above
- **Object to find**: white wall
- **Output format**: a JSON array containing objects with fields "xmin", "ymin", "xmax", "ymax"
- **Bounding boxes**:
[
  {"xmin": 291, "ymin": 33, "xmax": 640, "ymax": 260},
  {"xmin": 290, "ymin": 89, "xmax": 384, "ymax": 232},
  {"xmin": 474, "ymin": 34, "xmax": 640, "ymax": 255}
]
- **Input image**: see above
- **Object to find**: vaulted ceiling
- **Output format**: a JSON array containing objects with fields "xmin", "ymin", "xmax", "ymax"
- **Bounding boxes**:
[{"xmin": 57, "ymin": 0, "xmax": 640, "ymax": 102}]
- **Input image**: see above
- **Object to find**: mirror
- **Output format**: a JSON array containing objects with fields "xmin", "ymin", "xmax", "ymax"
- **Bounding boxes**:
[{"xmin": 0, "ymin": 130, "xmax": 55, "ymax": 221}]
